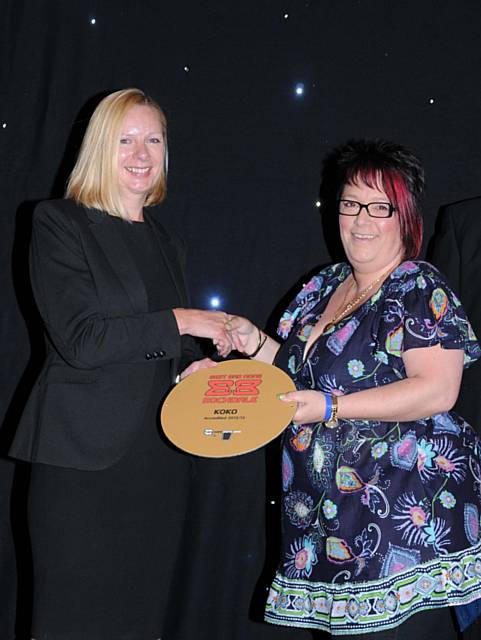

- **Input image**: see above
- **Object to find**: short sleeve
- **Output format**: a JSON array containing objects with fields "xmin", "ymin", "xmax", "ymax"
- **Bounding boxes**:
[{"xmin": 377, "ymin": 261, "xmax": 481, "ymax": 369}]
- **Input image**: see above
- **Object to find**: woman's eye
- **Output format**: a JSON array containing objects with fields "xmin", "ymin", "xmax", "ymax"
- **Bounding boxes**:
[
  {"xmin": 149, "ymin": 137, "xmax": 161, "ymax": 143},
  {"xmin": 120, "ymin": 138, "xmax": 131, "ymax": 144}
]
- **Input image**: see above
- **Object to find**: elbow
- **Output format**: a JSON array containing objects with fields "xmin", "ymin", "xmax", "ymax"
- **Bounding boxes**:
[
  {"xmin": 67, "ymin": 330, "xmax": 113, "ymax": 369},
  {"xmin": 65, "ymin": 349, "xmax": 100, "ymax": 370},
  {"xmin": 435, "ymin": 386, "xmax": 460, "ymax": 414},
  {"xmin": 437, "ymin": 399, "xmax": 457, "ymax": 414},
  {"xmin": 444, "ymin": 397, "xmax": 459, "ymax": 413},
  {"xmin": 48, "ymin": 324, "xmax": 105, "ymax": 370},
  {"xmin": 58, "ymin": 342, "xmax": 100, "ymax": 369}
]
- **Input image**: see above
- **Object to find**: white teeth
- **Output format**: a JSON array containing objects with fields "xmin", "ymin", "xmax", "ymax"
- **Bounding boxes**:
[
  {"xmin": 126, "ymin": 167, "xmax": 150, "ymax": 174},
  {"xmin": 353, "ymin": 233, "xmax": 375, "ymax": 239}
]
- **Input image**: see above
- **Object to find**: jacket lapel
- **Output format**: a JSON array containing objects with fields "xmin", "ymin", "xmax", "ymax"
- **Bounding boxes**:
[{"xmin": 144, "ymin": 210, "xmax": 190, "ymax": 383}]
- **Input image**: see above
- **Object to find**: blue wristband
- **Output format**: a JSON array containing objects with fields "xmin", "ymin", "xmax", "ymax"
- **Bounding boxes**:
[{"xmin": 323, "ymin": 394, "xmax": 333, "ymax": 422}]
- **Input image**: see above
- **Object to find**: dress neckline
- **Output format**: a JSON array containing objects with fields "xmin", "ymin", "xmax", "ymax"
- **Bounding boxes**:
[{"xmin": 301, "ymin": 262, "xmax": 398, "ymax": 363}]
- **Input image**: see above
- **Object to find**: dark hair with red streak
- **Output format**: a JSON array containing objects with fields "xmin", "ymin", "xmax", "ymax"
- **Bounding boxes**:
[{"xmin": 333, "ymin": 140, "xmax": 425, "ymax": 259}]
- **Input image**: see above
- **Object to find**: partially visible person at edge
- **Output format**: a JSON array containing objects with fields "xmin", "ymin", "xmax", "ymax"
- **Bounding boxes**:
[
  {"xmin": 9, "ymin": 88, "xmax": 231, "ymax": 640},
  {"xmin": 190, "ymin": 140, "xmax": 481, "ymax": 638},
  {"xmin": 430, "ymin": 196, "xmax": 481, "ymax": 437}
]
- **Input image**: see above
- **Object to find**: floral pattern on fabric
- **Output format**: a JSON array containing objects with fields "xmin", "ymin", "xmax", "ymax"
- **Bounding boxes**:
[{"xmin": 265, "ymin": 261, "xmax": 481, "ymax": 635}]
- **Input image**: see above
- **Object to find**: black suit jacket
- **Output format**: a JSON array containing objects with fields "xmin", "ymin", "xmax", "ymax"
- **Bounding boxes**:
[
  {"xmin": 10, "ymin": 199, "xmax": 198, "ymax": 470},
  {"xmin": 430, "ymin": 197, "xmax": 481, "ymax": 434}
]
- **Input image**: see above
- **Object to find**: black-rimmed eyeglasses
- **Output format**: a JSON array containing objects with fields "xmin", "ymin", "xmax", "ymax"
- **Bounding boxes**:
[{"xmin": 338, "ymin": 199, "xmax": 397, "ymax": 218}]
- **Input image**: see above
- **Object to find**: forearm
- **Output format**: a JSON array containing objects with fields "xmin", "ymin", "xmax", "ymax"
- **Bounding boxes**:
[
  {"xmin": 172, "ymin": 308, "xmax": 195, "ymax": 335},
  {"xmin": 236, "ymin": 324, "xmax": 281, "ymax": 364},
  {"xmin": 285, "ymin": 346, "xmax": 464, "ymax": 425},
  {"xmin": 251, "ymin": 333, "xmax": 281, "ymax": 364},
  {"xmin": 44, "ymin": 308, "xmax": 182, "ymax": 369},
  {"xmin": 338, "ymin": 344, "xmax": 464, "ymax": 422},
  {"xmin": 338, "ymin": 375, "xmax": 459, "ymax": 423}
]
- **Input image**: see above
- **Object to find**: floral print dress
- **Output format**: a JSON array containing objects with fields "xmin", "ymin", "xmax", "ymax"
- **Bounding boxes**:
[{"xmin": 265, "ymin": 261, "xmax": 481, "ymax": 635}]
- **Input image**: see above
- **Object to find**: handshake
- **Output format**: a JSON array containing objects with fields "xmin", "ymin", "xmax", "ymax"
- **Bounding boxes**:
[{"xmin": 172, "ymin": 308, "xmax": 268, "ymax": 379}]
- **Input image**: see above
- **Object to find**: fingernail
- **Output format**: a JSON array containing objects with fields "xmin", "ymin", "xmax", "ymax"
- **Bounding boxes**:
[{"xmin": 277, "ymin": 393, "xmax": 285, "ymax": 400}]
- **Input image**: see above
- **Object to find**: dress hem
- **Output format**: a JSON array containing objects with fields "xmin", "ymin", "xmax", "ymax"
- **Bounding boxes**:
[{"xmin": 265, "ymin": 540, "xmax": 481, "ymax": 634}]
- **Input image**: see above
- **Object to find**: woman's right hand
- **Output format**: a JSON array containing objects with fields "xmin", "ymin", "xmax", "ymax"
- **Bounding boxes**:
[{"xmin": 172, "ymin": 308, "xmax": 233, "ymax": 357}]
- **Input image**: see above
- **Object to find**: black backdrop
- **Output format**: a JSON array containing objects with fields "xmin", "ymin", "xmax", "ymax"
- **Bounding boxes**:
[{"xmin": 2, "ymin": 1, "xmax": 481, "ymax": 638}]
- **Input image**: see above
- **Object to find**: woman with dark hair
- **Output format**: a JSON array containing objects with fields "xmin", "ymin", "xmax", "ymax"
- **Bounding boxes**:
[
  {"xmin": 10, "ymin": 88, "xmax": 231, "ymax": 640},
  {"xmin": 223, "ymin": 140, "xmax": 481, "ymax": 638}
]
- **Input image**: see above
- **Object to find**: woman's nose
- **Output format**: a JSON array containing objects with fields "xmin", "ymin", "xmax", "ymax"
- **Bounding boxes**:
[
  {"xmin": 134, "ymin": 142, "xmax": 149, "ymax": 159},
  {"xmin": 354, "ymin": 207, "xmax": 371, "ymax": 225}
]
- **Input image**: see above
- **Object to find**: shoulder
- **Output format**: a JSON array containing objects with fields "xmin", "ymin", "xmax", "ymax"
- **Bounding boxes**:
[
  {"xmin": 383, "ymin": 261, "xmax": 458, "ymax": 309},
  {"xmin": 438, "ymin": 197, "xmax": 481, "ymax": 234},
  {"xmin": 277, "ymin": 263, "xmax": 348, "ymax": 339},
  {"xmin": 31, "ymin": 200, "xmax": 113, "ymax": 254},
  {"xmin": 299, "ymin": 262, "xmax": 349, "ymax": 294},
  {"xmin": 33, "ymin": 198, "xmax": 105, "ymax": 228},
  {"xmin": 293, "ymin": 262, "xmax": 349, "ymax": 307},
  {"xmin": 443, "ymin": 196, "xmax": 481, "ymax": 217},
  {"xmin": 389, "ymin": 260, "xmax": 447, "ymax": 286},
  {"xmin": 32, "ymin": 199, "xmax": 81, "ymax": 235},
  {"xmin": 34, "ymin": 198, "xmax": 85, "ymax": 217},
  {"xmin": 384, "ymin": 261, "xmax": 463, "ymax": 319},
  {"xmin": 374, "ymin": 261, "xmax": 479, "ymax": 358}
]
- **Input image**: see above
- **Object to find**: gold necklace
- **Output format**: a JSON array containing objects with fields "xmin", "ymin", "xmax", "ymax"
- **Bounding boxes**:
[{"xmin": 322, "ymin": 267, "xmax": 394, "ymax": 334}]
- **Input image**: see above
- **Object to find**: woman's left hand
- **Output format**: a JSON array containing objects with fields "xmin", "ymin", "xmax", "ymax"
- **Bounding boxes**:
[
  {"xmin": 278, "ymin": 390, "xmax": 327, "ymax": 425},
  {"xmin": 180, "ymin": 357, "xmax": 218, "ymax": 380}
]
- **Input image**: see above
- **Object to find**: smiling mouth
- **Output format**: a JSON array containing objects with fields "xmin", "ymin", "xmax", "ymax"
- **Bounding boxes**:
[
  {"xmin": 125, "ymin": 167, "xmax": 151, "ymax": 174},
  {"xmin": 352, "ymin": 233, "xmax": 376, "ymax": 240}
]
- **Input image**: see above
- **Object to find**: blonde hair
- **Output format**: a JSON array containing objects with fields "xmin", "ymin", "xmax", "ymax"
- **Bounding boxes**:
[{"xmin": 66, "ymin": 88, "xmax": 167, "ymax": 219}]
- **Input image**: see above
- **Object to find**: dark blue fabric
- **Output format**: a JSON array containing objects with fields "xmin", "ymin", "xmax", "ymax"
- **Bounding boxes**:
[{"xmin": 455, "ymin": 598, "xmax": 481, "ymax": 632}]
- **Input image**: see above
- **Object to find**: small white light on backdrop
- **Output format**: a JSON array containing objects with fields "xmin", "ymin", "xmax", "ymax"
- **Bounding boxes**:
[
  {"xmin": 209, "ymin": 296, "xmax": 221, "ymax": 309},
  {"xmin": 294, "ymin": 83, "xmax": 305, "ymax": 96},
  {"xmin": 90, "ymin": 17, "xmax": 96, "ymax": 25},
  {"xmin": 429, "ymin": 98, "xmax": 435, "ymax": 104},
  {"xmin": 183, "ymin": 65, "xmax": 190, "ymax": 73},
  {"xmin": 1, "ymin": 123, "xmax": 6, "ymax": 129}
]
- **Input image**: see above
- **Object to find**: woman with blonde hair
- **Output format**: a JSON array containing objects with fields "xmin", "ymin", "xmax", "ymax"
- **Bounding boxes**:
[{"xmin": 11, "ymin": 88, "xmax": 229, "ymax": 639}]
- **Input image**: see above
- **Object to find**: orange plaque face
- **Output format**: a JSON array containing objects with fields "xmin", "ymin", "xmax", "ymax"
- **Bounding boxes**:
[{"xmin": 160, "ymin": 359, "xmax": 297, "ymax": 457}]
